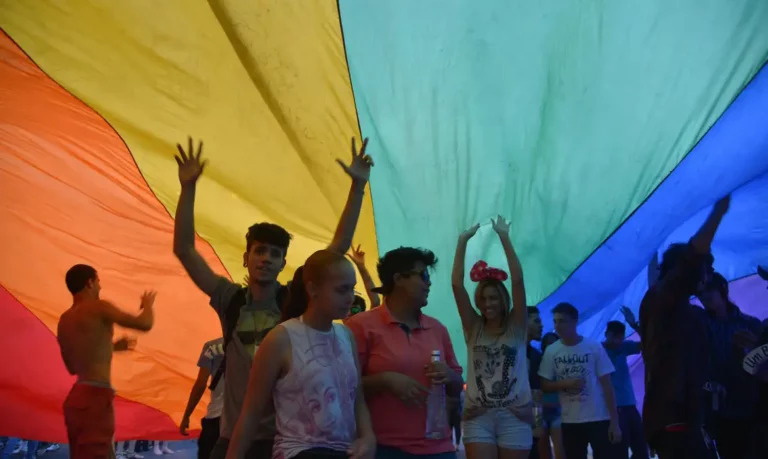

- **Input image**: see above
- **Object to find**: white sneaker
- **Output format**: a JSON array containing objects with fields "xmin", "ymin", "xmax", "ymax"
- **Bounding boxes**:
[
  {"xmin": 161, "ymin": 446, "xmax": 174, "ymax": 454},
  {"xmin": 153, "ymin": 446, "xmax": 163, "ymax": 455}
]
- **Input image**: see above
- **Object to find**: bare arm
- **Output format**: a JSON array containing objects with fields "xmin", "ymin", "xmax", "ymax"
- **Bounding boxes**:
[
  {"xmin": 349, "ymin": 246, "xmax": 381, "ymax": 308},
  {"xmin": 452, "ymin": 227, "xmax": 481, "ymax": 333},
  {"xmin": 647, "ymin": 253, "xmax": 660, "ymax": 288},
  {"xmin": 345, "ymin": 327, "xmax": 375, "ymax": 442},
  {"xmin": 327, "ymin": 138, "xmax": 374, "ymax": 255},
  {"xmin": 599, "ymin": 374, "xmax": 620, "ymax": 424},
  {"xmin": 173, "ymin": 139, "xmax": 222, "ymax": 297},
  {"xmin": 100, "ymin": 298, "xmax": 154, "ymax": 332},
  {"xmin": 498, "ymin": 231, "xmax": 527, "ymax": 332},
  {"xmin": 226, "ymin": 327, "xmax": 289, "ymax": 459},
  {"xmin": 357, "ymin": 263, "xmax": 381, "ymax": 307},
  {"xmin": 361, "ymin": 372, "xmax": 394, "ymax": 398},
  {"xmin": 328, "ymin": 182, "xmax": 367, "ymax": 255},
  {"xmin": 690, "ymin": 195, "xmax": 730, "ymax": 255},
  {"xmin": 182, "ymin": 367, "xmax": 211, "ymax": 425}
]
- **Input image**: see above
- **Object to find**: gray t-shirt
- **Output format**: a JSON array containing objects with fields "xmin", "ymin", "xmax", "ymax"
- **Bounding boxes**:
[
  {"xmin": 210, "ymin": 277, "xmax": 282, "ymax": 439},
  {"xmin": 465, "ymin": 321, "xmax": 531, "ymax": 411},
  {"xmin": 197, "ymin": 338, "xmax": 225, "ymax": 419}
]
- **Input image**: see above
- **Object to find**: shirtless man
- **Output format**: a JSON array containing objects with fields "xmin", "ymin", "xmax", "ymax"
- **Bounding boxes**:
[{"xmin": 57, "ymin": 264, "xmax": 155, "ymax": 458}]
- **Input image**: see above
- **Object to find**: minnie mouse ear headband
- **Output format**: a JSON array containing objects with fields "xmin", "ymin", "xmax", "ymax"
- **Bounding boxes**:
[{"xmin": 470, "ymin": 260, "xmax": 508, "ymax": 282}]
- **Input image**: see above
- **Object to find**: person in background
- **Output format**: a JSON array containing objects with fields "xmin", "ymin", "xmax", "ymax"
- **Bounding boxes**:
[
  {"xmin": 58, "ymin": 264, "xmax": 155, "ymax": 459},
  {"xmin": 347, "ymin": 247, "xmax": 464, "ymax": 459},
  {"xmin": 180, "ymin": 338, "xmax": 225, "ymax": 459},
  {"xmin": 172, "ymin": 137, "xmax": 373, "ymax": 459},
  {"xmin": 539, "ymin": 303, "xmax": 625, "ymax": 459},
  {"xmin": 539, "ymin": 332, "xmax": 565, "ymax": 459},
  {"xmin": 0, "ymin": 439, "xmax": 39, "ymax": 459},
  {"xmin": 152, "ymin": 441, "xmax": 174, "ymax": 455},
  {"xmin": 602, "ymin": 310, "xmax": 648, "ymax": 459},
  {"xmin": 527, "ymin": 307, "xmax": 544, "ymax": 459},
  {"xmin": 348, "ymin": 244, "xmax": 381, "ymax": 309},
  {"xmin": 696, "ymin": 272, "xmax": 763, "ymax": 459},
  {"xmin": 451, "ymin": 217, "xmax": 532, "ymax": 459},
  {"xmin": 638, "ymin": 194, "xmax": 730, "ymax": 459},
  {"xmin": 116, "ymin": 441, "xmax": 142, "ymax": 459}
]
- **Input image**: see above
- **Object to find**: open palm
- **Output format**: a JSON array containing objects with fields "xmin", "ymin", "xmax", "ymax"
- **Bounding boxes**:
[
  {"xmin": 175, "ymin": 137, "xmax": 207, "ymax": 185},
  {"xmin": 491, "ymin": 215, "xmax": 510, "ymax": 235},
  {"xmin": 460, "ymin": 223, "xmax": 480, "ymax": 241},
  {"xmin": 337, "ymin": 137, "xmax": 374, "ymax": 184}
]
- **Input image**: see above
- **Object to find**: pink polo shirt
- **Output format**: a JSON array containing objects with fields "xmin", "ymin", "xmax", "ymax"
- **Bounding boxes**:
[{"xmin": 346, "ymin": 306, "xmax": 463, "ymax": 455}]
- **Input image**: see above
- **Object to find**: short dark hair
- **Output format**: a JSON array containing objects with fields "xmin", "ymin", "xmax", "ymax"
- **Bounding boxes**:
[
  {"xmin": 527, "ymin": 306, "xmax": 540, "ymax": 316},
  {"xmin": 606, "ymin": 320, "xmax": 626, "ymax": 335},
  {"xmin": 246, "ymin": 223, "xmax": 292, "ymax": 253},
  {"xmin": 551, "ymin": 302, "xmax": 579, "ymax": 321},
  {"xmin": 65, "ymin": 264, "xmax": 97, "ymax": 294},
  {"xmin": 376, "ymin": 247, "xmax": 437, "ymax": 295},
  {"xmin": 659, "ymin": 243, "xmax": 714, "ymax": 285}
]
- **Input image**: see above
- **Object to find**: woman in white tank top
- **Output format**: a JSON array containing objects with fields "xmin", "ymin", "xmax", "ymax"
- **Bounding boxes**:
[
  {"xmin": 451, "ymin": 216, "xmax": 532, "ymax": 459},
  {"xmin": 227, "ymin": 250, "xmax": 376, "ymax": 459}
]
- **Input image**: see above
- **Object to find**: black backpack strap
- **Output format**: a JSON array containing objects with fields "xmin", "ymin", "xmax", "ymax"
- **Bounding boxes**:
[{"xmin": 209, "ymin": 287, "xmax": 247, "ymax": 390}]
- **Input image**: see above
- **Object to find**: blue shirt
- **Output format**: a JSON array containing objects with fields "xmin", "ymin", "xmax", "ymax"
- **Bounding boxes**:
[{"xmin": 603, "ymin": 340, "xmax": 641, "ymax": 407}]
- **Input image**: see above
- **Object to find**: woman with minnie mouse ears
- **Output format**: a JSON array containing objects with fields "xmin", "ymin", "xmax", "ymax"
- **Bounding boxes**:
[{"xmin": 452, "ymin": 216, "xmax": 532, "ymax": 459}]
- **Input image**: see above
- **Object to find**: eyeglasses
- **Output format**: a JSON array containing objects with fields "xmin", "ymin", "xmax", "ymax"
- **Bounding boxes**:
[{"xmin": 402, "ymin": 269, "xmax": 430, "ymax": 283}]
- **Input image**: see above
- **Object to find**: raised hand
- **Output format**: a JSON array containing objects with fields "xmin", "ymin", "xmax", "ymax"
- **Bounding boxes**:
[
  {"xmin": 175, "ymin": 137, "xmax": 207, "ymax": 186},
  {"xmin": 491, "ymin": 215, "xmax": 511, "ymax": 235},
  {"xmin": 714, "ymin": 194, "xmax": 731, "ymax": 215},
  {"xmin": 348, "ymin": 244, "xmax": 366, "ymax": 266},
  {"xmin": 459, "ymin": 223, "xmax": 480, "ymax": 242},
  {"xmin": 337, "ymin": 137, "xmax": 374, "ymax": 184},
  {"xmin": 620, "ymin": 306, "xmax": 637, "ymax": 325},
  {"xmin": 140, "ymin": 291, "xmax": 157, "ymax": 310}
]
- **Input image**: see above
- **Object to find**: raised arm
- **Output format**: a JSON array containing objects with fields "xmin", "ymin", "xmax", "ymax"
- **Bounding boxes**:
[
  {"xmin": 452, "ymin": 224, "xmax": 481, "ymax": 333},
  {"xmin": 327, "ymin": 138, "xmax": 374, "ymax": 255},
  {"xmin": 226, "ymin": 327, "xmax": 289, "ymax": 459},
  {"xmin": 172, "ymin": 138, "xmax": 221, "ymax": 296},
  {"xmin": 647, "ymin": 253, "xmax": 660, "ymax": 288},
  {"xmin": 690, "ymin": 195, "xmax": 730, "ymax": 255},
  {"xmin": 492, "ymin": 216, "xmax": 527, "ymax": 332},
  {"xmin": 348, "ymin": 245, "xmax": 381, "ymax": 307},
  {"xmin": 100, "ymin": 293, "xmax": 155, "ymax": 332}
]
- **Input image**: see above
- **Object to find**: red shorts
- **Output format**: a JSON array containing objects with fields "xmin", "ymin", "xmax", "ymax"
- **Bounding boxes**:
[{"xmin": 63, "ymin": 382, "xmax": 116, "ymax": 459}]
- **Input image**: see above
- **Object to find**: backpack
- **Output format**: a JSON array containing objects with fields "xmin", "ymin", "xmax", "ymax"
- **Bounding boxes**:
[{"xmin": 208, "ymin": 285, "xmax": 287, "ymax": 390}]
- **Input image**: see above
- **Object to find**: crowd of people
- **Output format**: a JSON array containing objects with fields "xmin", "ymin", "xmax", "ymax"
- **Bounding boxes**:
[{"xmin": 53, "ymin": 136, "xmax": 768, "ymax": 459}]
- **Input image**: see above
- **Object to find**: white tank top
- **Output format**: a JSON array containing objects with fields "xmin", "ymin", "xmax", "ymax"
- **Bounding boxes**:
[
  {"xmin": 272, "ymin": 318, "xmax": 359, "ymax": 459},
  {"xmin": 464, "ymin": 321, "xmax": 531, "ymax": 411}
]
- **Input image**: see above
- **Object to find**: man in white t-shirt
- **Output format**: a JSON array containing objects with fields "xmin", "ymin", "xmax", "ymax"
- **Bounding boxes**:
[
  {"xmin": 538, "ymin": 303, "xmax": 626, "ymax": 459},
  {"xmin": 180, "ymin": 338, "xmax": 225, "ymax": 459}
]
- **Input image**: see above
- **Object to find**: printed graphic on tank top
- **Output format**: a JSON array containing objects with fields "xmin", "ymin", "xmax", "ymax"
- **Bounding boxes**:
[
  {"xmin": 465, "ymin": 321, "xmax": 530, "ymax": 410},
  {"xmin": 273, "ymin": 317, "xmax": 359, "ymax": 459}
]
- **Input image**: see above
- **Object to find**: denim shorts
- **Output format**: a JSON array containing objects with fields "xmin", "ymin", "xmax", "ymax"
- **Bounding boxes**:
[
  {"xmin": 541, "ymin": 406, "xmax": 562, "ymax": 429},
  {"xmin": 463, "ymin": 408, "xmax": 533, "ymax": 450}
]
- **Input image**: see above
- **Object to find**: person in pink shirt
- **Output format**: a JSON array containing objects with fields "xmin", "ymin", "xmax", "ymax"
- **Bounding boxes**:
[{"xmin": 346, "ymin": 247, "xmax": 464, "ymax": 459}]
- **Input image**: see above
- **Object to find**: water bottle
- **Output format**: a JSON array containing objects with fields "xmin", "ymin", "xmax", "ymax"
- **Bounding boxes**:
[{"xmin": 426, "ymin": 350, "xmax": 448, "ymax": 439}]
